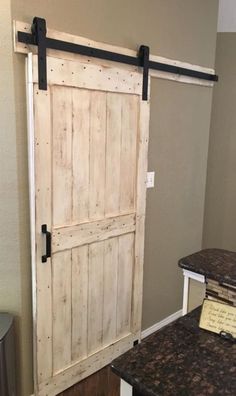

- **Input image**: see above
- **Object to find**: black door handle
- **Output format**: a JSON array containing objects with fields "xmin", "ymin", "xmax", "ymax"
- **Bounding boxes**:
[{"xmin": 41, "ymin": 224, "xmax": 51, "ymax": 262}]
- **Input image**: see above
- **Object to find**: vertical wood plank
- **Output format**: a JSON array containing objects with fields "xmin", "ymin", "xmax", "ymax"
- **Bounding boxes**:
[
  {"xmin": 103, "ymin": 238, "xmax": 118, "ymax": 347},
  {"xmin": 52, "ymin": 86, "xmax": 72, "ymax": 226},
  {"xmin": 72, "ymin": 89, "xmax": 90, "ymax": 224},
  {"xmin": 89, "ymin": 91, "xmax": 106, "ymax": 220},
  {"xmin": 34, "ymin": 86, "xmax": 53, "ymax": 383},
  {"xmin": 88, "ymin": 241, "xmax": 104, "ymax": 355},
  {"xmin": 97, "ymin": 366, "xmax": 109, "ymax": 396},
  {"xmin": 80, "ymin": 371, "xmax": 98, "ymax": 396},
  {"xmin": 71, "ymin": 245, "xmax": 89, "ymax": 361},
  {"xmin": 108, "ymin": 367, "xmax": 120, "ymax": 396},
  {"xmin": 53, "ymin": 250, "xmax": 72, "ymax": 373},
  {"xmin": 105, "ymin": 93, "xmax": 122, "ymax": 217},
  {"xmin": 132, "ymin": 97, "xmax": 150, "ymax": 334},
  {"xmin": 116, "ymin": 233, "xmax": 134, "ymax": 338},
  {"xmin": 120, "ymin": 95, "xmax": 138, "ymax": 214}
]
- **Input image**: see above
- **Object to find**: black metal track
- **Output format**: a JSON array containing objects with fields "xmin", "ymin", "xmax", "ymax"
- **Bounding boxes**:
[
  {"xmin": 18, "ymin": 31, "xmax": 142, "ymax": 66},
  {"xmin": 17, "ymin": 17, "xmax": 218, "ymax": 99}
]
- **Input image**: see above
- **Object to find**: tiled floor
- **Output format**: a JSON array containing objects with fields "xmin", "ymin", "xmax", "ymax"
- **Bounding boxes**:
[{"xmin": 57, "ymin": 366, "xmax": 120, "ymax": 396}]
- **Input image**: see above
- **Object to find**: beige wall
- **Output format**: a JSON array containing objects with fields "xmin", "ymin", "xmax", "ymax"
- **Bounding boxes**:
[
  {"xmin": 203, "ymin": 33, "xmax": 236, "ymax": 250},
  {"xmin": 144, "ymin": 79, "xmax": 213, "ymax": 325},
  {"xmin": 0, "ymin": 1, "xmax": 33, "ymax": 395},
  {"xmin": 0, "ymin": 1, "xmax": 218, "ymax": 394}
]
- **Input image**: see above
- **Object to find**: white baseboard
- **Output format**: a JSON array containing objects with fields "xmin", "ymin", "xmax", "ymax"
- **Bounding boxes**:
[{"xmin": 141, "ymin": 309, "xmax": 183, "ymax": 339}]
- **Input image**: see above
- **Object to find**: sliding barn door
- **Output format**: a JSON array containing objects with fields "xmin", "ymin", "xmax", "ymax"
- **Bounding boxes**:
[{"xmin": 29, "ymin": 53, "xmax": 150, "ymax": 395}]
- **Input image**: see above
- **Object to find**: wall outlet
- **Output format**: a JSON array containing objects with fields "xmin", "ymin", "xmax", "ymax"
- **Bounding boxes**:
[{"xmin": 146, "ymin": 171, "xmax": 155, "ymax": 188}]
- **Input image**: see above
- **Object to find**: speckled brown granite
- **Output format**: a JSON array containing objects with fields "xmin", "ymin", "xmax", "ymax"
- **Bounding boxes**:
[
  {"xmin": 178, "ymin": 249, "xmax": 236, "ymax": 287},
  {"xmin": 111, "ymin": 308, "xmax": 236, "ymax": 396}
]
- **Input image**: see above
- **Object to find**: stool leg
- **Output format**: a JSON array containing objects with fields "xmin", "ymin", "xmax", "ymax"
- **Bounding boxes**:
[
  {"xmin": 120, "ymin": 379, "xmax": 133, "ymax": 396},
  {"xmin": 182, "ymin": 275, "xmax": 189, "ymax": 315}
]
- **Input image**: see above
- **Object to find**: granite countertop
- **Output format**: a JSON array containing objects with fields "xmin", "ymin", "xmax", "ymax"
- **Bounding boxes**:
[
  {"xmin": 111, "ymin": 308, "xmax": 236, "ymax": 396},
  {"xmin": 178, "ymin": 248, "xmax": 236, "ymax": 287}
]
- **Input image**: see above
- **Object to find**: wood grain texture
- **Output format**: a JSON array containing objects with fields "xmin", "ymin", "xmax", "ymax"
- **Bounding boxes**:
[
  {"xmin": 88, "ymin": 241, "xmax": 104, "ymax": 355},
  {"xmin": 32, "ymin": 55, "xmax": 143, "ymax": 94},
  {"xmin": 34, "ymin": 86, "xmax": 53, "ymax": 384},
  {"xmin": 15, "ymin": 20, "xmax": 215, "ymax": 88},
  {"xmin": 30, "ymin": 53, "xmax": 149, "ymax": 395},
  {"xmin": 71, "ymin": 245, "xmax": 89, "ymax": 362},
  {"xmin": 96, "ymin": 366, "xmax": 109, "ymax": 396},
  {"xmin": 52, "ymin": 213, "xmax": 136, "ymax": 252},
  {"xmin": 105, "ymin": 93, "xmax": 122, "ymax": 217},
  {"xmin": 103, "ymin": 238, "xmax": 119, "ymax": 347},
  {"xmin": 72, "ymin": 88, "xmax": 90, "ymax": 224},
  {"xmin": 120, "ymin": 95, "xmax": 138, "ymax": 214},
  {"xmin": 52, "ymin": 86, "xmax": 72, "ymax": 227},
  {"xmin": 38, "ymin": 330, "xmax": 135, "ymax": 395},
  {"xmin": 52, "ymin": 250, "xmax": 72, "ymax": 374},
  {"xmin": 132, "ymin": 98, "xmax": 150, "ymax": 334},
  {"xmin": 108, "ymin": 367, "xmax": 120, "ymax": 396},
  {"xmin": 117, "ymin": 233, "xmax": 134, "ymax": 338},
  {"xmin": 89, "ymin": 91, "xmax": 106, "ymax": 220}
]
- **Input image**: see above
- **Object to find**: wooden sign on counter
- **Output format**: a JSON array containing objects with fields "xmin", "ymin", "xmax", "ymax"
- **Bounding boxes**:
[{"xmin": 199, "ymin": 299, "xmax": 236, "ymax": 338}]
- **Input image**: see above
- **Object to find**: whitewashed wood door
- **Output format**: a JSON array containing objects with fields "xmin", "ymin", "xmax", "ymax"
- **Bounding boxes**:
[{"xmin": 29, "ymin": 53, "xmax": 150, "ymax": 396}]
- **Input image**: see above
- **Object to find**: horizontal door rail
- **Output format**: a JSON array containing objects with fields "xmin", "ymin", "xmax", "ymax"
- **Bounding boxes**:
[
  {"xmin": 17, "ymin": 17, "xmax": 218, "ymax": 100},
  {"xmin": 52, "ymin": 213, "xmax": 136, "ymax": 253}
]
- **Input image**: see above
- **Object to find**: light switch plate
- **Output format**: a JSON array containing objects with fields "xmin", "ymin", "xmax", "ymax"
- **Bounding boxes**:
[{"xmin": 146, "ymin": 171, "xmax": 155, "ymax": 188}]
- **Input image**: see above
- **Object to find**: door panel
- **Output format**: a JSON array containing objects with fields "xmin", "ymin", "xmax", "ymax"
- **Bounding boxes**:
[
  {"xmin": 52, "ymin": 86, "xmax": 73, "ymax": 227},
  {"xmin": 53, "ymin": 250, "xmax": 72, "ymax": 374},
  {"xmin": 120, "ymin": 95, "xmax": 138, "ymax": 214},
  {"xmin": 89, "ymin": 91, "xmax": 107, "ymax": 220},
  {"xmin": 103, "ymin": 238, "xmax": 119, "ymax": 346},
  {"xmin": 105, "ymin": 93, "xmax": 122, "ymax": 217},
  {"xmin": 116, "ymin": 233, "xmax": 134, "ymax": 338},
  {"xmin": 72, "ymin": 89, "xmax": 90, "ymax": 223},
  {"xmin": 31, "ymin": 54, "xmax": 150, "ymax": 395},
  {"xmin": 87, "ymin": 241, "xmax": 104, "ymax": 355},
  {"xmin": 71, "ymin": 245, "xmax": 89, "ymax": 362}
]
